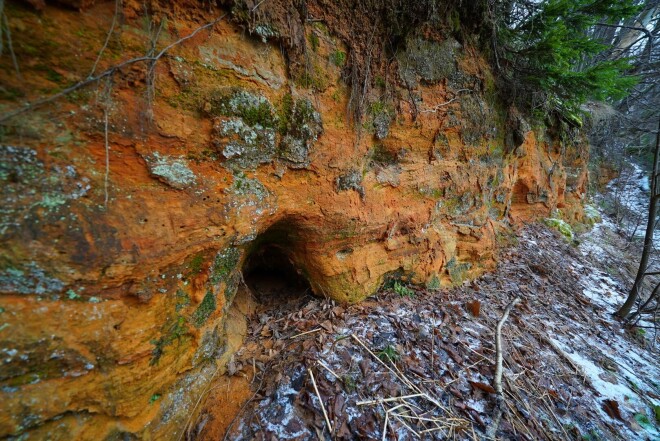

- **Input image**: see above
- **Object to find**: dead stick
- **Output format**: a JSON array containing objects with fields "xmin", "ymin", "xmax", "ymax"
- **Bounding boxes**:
[
  {"xmin": 308, "ymin": 368, "xmax": 333, "ymax": 433},
  {"xmin": 486, "ymin": 297, "xmax": 520, "ymax": 439}
]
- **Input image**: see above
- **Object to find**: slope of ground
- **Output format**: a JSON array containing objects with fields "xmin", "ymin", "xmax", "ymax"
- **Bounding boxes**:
[{"xmin": 188, "ymin": 222, "xmax": 659, "ymax": 441}]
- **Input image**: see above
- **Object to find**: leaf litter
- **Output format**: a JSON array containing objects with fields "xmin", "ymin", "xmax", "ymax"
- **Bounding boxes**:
[{"xmin": 191, "ymin": 223, "xmax": 659, "ymax": 440}]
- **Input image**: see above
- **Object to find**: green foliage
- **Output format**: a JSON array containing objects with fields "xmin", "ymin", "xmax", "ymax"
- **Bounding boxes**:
[
  {"xmin": 377, "ymin": 344, "xmax": 401, "ymax": 362},
  {"xmin": 329, "ymin": 50, "xmax": 346, "ymax": 66},
  {"xmin": 393, "ymin": 281, "xmax": 415, "ymax": 298},
  {"xmin": 149, "ymin": 394, "xmax": 161, "ymax": 404},
  {"xmin": 497, "ymin": 0, "xmax": 639, "ymax": 116},
  {"xmin": 192, "ymin": 290, "xmax": 217, "ymax": 328}
]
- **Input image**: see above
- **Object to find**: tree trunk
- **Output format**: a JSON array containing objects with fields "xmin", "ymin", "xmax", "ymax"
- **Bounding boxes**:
[{"xmin": 616, "ymin": 116, "xmax": 660, "ymax": 319}]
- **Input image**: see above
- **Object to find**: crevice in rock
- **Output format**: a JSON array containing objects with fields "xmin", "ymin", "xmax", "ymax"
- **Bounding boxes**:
[{"xmin": 242, "ymin": 222, "xmax": 313, "ymax": 310}]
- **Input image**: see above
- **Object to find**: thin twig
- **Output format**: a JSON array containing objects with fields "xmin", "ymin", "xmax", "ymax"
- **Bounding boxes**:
[
  {"xmin": 289, "ymin": 328, "xmax": 322, "ymax": 339},
  {"xmin": 486, "ymin": 297, "xmax": 520, "ymax": 439},
  {"xmin": 89, "ymin": 0, "xmax": 121, "ymax": 78},
  {"xmin": 357, "ymin": 393, "xmax": 425, "ymax": 406},
  {"xmin": 0, "ymin": 14, "xmax": 227, "ymax": 124},
  {"xmin": 308, "ymin": 367, "xmax": 333, "ymax": 434},
  {"xmin": 2, "ymin": 6, "xmax": 21, "ymax": 79},
  {"xmin": 103, "ymin": 100, "xmax": 110, "ymax": 207}
]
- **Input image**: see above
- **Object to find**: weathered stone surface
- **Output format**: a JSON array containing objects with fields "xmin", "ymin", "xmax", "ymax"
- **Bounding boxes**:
[{"xmin": 0, "ymin": 2, "xmax": 589, "ymax": 439}]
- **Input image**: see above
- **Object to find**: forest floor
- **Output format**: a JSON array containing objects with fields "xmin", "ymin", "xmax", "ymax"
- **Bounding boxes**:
[{"xmin": 186, "ymin": 218, "xmax": 659, "ymax": 441}]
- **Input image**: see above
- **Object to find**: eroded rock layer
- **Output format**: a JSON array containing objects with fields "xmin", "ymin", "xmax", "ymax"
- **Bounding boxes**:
[{"xmin": 0, "ymin": 0, "xmax": 587, "ymax": 438}]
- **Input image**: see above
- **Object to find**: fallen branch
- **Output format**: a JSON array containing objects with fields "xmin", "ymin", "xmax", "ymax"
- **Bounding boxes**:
[{"xmin": 486, "ymin": 297, "xmax": 520, "ymax": 439}]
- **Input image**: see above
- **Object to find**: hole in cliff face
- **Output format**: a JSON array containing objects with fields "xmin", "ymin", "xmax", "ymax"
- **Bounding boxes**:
[
  {"xmin": 512, "ymin": 180, "xmax": 530, "ymax": 205},
  {"xmin": 242, "ymin": 241, "xmax": 312, "ymax": 310}
]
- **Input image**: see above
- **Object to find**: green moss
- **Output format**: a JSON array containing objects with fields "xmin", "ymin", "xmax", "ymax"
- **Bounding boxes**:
[
  {"xmin": 329, "ymin": 50, "xmax": 346, "ymax": 66},
  {"xmin": 149, "ymin": 394, "xmax": 161, "ymax": 404},
  {"xmin": 150, "ymin": 315, "xmax": 189, "ymax": 365},
  {"xmin": 188, "ymin": 254, "xmax": 204, "ymax": 275},
  {"xmin": 446, "ymin": 257, "xmax": 471, "ymax": 285},
  {"xmin": 277, "ymin": 93, "xmax": 294, "ymax": 134},
  {"xmin": 369, "ymin": 144, "xmax": 398, "ymax": 166},
  {"xmin": 210, "ymin": 248, "xmax": 241, "ymax": 285},
  {"xmin": 175, "ymin": 289, "xmax": 190, "ymax": 312},
  {"xmin": 206, "ymin": 88, "xmax": 276, "ymax": 128},
  {"xmin": 191, "ymin": 290, "xmax": 217, "ymax": 328},
  {"xmin": 543, "ymin": 218, "xmax": 574, "ymax": 241},
  {"xmin": 426, "ymin": 274, "xmax": 441, "ymax": 291},
  {"xmin": 308, "ymin": 32, "xmax": 320, "ymax": 52},
  {"xmin": 295, "ymin": 68, "xmax": 328, "ymax": 91}
]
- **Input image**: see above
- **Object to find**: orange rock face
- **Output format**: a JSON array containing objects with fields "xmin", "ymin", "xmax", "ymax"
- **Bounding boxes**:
[{"xmin": 0, "ymin": 1, "xmax": 587, "ymax": 438}]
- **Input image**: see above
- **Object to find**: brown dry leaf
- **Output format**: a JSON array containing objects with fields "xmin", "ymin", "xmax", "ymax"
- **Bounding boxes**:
[
  {"xmin": 466, "ymin": 300, "xmax": 481, "ymax": 317},
  {"xmin": 468, "ymin": 380, "xmax": 496, "ymax": 394},
  {"xmin": 320, "ymin": 320, "xmax": 333, "ymax": 332},
  {"xmin": 602, "ymin": 399, "xmax": 623, "ymax": 420},
  {"xmin": 441, "ymin": 343, "xmax": 464, "ymax": 364}
]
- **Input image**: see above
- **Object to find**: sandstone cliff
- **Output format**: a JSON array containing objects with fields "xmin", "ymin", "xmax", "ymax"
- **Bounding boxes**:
[{"xmin": 0, "ymin": 0, "xmax": 588, "ymax": 438}]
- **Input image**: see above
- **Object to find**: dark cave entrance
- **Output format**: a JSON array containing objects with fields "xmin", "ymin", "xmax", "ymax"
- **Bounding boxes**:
[{"xmin": 242, "ymin": 225, "xmax": 313, "ymax": 310}]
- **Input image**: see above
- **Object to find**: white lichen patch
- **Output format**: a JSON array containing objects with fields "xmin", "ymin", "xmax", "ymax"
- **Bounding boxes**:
[{"xmin": 144, "ymin": 152, "xmax": 197, "ymax": 190}]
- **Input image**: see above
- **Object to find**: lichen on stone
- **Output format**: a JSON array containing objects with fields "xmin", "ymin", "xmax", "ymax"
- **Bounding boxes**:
[
  {"xmin": 373, "ymin": 112, "xmax": 392, "ymax": 140},
  {"xmin": 0, "ymin": 262, "xmax": 64, "ymax": 295},
  {"xmin": 192, "ymin": 326, "xmax": 224, "ymax": 366},
  {"xmin": 446, "ymin": 257, "xmax": 471, "ymax": 285},
  {"xmin": 207, "ymin": 89, "xmax": 279, "ymax": 171},
  {"xmin": 0, "ymin": 145, "xmax": 90, "ymax": 235},
  {"xmin": 253, "ymin": 24, "xmax": 279, "ymax": 43},
  {"xmin": 398, "ymin": 37, "xmax": 461, "ymax": 87},
  {"xmin": 144, "ymin": 152, "xmax": 196, "ymax": 189},
  {"xmin": 226, "ymin": 172, "xmax": 270, "ymax": 201},
  {"xmin": 213, "ymin": 117, "xmax": 277, "ymax": 170},
  {"xmin": 277, "ymin": 97, "xmax": 323, "ymax": 168},
  {"xmin": 336, "ymin": 170, "xmax": 365, "ymax": 199},
  {"xmin": 207, "ymin": 88, "xmax": 277, "ymax": 129}
]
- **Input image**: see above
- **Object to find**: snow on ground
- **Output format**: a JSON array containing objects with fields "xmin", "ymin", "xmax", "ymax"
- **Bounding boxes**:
[{"xmin": 195, "ymin": 162, "xmax": 660, "ymax": 440}]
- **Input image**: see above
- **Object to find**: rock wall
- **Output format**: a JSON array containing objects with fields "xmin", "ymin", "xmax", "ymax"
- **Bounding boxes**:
[{"xmin": 0, "ymin": 0, "xmax": 587, "ymax": 438}]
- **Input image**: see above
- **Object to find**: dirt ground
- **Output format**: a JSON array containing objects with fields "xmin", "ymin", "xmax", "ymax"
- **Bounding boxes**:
[{"xmin": 187, "ymin": 223, "xmax": 659, "ymax": 440}]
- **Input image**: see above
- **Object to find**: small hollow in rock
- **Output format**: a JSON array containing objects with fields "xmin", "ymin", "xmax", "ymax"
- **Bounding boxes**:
[{"xmin": 242, "ymin": 243, "xmax": 312, "ymax": 310}]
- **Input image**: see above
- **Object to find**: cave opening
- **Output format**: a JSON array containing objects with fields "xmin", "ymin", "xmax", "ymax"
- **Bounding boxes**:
[{"xmin": 242, "ymin": 226, "xmax": 313, "ymax": 310}]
